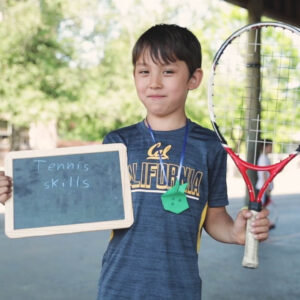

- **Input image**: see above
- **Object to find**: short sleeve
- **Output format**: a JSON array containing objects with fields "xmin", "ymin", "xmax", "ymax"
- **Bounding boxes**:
[
  {"xmin": 103, "ymin": 131, "xmax": 125, "ymax": 145},
  {"xmin": 207, "ymin": 146, "xmax": 228, "ymax": 207}
]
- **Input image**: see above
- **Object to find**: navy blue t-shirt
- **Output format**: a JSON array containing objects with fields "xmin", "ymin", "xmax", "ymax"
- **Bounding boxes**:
[{"xmin": 97, "ymin": 119, "xmax": 228, "ymax": 300}]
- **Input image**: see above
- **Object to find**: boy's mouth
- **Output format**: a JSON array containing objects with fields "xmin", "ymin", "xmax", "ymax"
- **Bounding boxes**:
[{"xmin": 147, "ymin": 94, "xmax": 165, "ymax": 99}]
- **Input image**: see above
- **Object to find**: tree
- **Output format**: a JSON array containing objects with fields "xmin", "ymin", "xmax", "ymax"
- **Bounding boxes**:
[{"xmin": 0, "ymin": 0, "xmax": 248, "ymax": 143}]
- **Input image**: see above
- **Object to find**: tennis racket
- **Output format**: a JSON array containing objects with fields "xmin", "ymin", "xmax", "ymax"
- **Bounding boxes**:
[{"xmin": 208, "ymin": 22, "xmax": 300, "ymax": 268}]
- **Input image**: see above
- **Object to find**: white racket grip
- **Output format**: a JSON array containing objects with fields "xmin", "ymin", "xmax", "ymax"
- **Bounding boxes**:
[{"xmin": 242, "ymin": 210, "xmax": 259, "ymax": 268}]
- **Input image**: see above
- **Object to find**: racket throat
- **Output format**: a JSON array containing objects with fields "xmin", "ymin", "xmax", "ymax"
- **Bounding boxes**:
[{"xmin": 248, "ymin": 201, "xmax": 262, "ymax": 212}]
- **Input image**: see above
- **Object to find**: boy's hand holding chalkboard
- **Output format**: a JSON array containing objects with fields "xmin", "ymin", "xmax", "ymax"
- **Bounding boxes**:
[
  {"xmin": 3, "ymin": 144, "xmax": 134, "ymax": 238},
  {"xmin": 0, "ymin": 171, "xmax": 12, "ymax": 205}
]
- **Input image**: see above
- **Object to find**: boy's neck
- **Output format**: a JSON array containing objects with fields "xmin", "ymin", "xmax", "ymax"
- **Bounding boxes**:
[{"xmin": 145, "ymin": 114, "xmax": 187, "ymax": 131}]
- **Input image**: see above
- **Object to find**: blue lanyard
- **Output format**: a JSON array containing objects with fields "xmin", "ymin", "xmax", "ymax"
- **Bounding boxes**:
[{"xmin": 145, "ymin": 119, "xmax": 189, "ymax": 187}]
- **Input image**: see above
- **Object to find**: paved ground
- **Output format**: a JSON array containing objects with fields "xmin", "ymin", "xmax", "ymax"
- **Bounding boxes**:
[
  {"xmin": 199, "ymin": 194, "xmax": 300, "ymax": 300},
  {"xmin": 1, "ymin": 193, "xmax": 300, "ymax": 300}
]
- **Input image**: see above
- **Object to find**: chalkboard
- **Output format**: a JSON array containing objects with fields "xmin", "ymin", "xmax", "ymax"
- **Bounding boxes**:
[{"xmin": 4, "ymin": 144, "xmax": 134, "ymax": 238}]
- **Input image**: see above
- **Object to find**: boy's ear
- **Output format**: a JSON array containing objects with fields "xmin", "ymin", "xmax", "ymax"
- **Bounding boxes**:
[{"xmin": 188, "ymin": 68, "xmax": 203, "ymax": 90}]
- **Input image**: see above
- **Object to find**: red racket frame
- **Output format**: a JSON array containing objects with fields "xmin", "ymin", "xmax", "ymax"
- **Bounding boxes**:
[{"xmin": 225, "ymin": 146, "xmax": 299, "ymax": 208}]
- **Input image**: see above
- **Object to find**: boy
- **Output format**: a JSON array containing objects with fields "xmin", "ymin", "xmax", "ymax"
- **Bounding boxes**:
[
  {"xmin": 0, "ymin": 24, "xmax": 270, "ymax": 299},
  {"xmin": 97, "ymin": 24, "xmax": 269, "ymax": 299}
]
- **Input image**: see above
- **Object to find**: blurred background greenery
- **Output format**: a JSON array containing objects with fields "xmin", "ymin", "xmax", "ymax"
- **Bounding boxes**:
[{"xmin": 0, "ymin": 0, "xmax": 266, "ymax": 150}]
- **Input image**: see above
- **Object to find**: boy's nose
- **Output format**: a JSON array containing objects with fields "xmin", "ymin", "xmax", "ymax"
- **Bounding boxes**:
[{"xmin": 149, "ymin": 74, "xmax": 163, "ymax": 89}]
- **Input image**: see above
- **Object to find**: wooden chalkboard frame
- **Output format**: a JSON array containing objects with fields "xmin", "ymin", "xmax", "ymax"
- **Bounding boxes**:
[{"xmin": 5, "ymin": 144, "xmax": 134, "ymax": 238}]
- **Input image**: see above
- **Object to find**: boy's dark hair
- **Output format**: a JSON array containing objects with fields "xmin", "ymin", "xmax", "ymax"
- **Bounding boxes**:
[{"xmin": 132, "ymin": 24, "xmax": 202, "ymax": 76}]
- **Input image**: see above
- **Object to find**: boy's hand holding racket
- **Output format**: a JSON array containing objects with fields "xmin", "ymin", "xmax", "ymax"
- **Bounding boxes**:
[{"xmin": 233, "ymin": 208, "xmax": 270, "ymax": 245}]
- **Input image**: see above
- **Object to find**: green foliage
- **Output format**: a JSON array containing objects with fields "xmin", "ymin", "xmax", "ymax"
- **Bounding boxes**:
[
  {"xmin": 0, "ymin": 0, "xmax": 247, "ymax": 142},
  {"xmin": 0, "ymin": 0, "xmax": 75, "ymax": 126}
]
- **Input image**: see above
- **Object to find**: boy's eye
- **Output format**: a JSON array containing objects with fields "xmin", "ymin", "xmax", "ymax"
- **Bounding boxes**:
[
  {"xmin": 163, "ymin": 70, "xmax": 175, "ymax": 75},
  {"xmin": 138, "ymin": 70, "xmax": 149, "ymax": 75}
]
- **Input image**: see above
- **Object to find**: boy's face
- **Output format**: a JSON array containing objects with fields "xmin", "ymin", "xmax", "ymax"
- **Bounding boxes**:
[{"xmin": 134, "ymin": 49, "xmax": 200, "ymax": 120}]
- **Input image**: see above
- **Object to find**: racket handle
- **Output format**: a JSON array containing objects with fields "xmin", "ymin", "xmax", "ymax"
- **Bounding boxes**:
[{"xmin": 242, "ymin": 210, "xmax": 259, "ymax": 268}]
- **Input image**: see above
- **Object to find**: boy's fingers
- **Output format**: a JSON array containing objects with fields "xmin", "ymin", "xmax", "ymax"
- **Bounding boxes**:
[
  {"xmin": 256, "ymin": 208, "xmax": 269, "ymax": 218},
  {"xmin": 252, "ymin": 223, "xmax": 270, "ymax": 241},
  {"xmin": 254, "ymin": 232, "xmax": 269, "ymax": 242},
  {"xmin": 0, "ymin": 176, "xmax": 12, "ymax": 187},
  {"xmin": 0, "ymin": 186, "xmax": 11, "ymax": 194},
  {"xmin": 0, "ymin": 184, "xmax": 12, "ymax": 205},
  {"xmin": 0, "ymin": 174, "xmax": 13, "ymax": 205},
  {"xmin": 240, "ymin": 209, "xmax": 252, "ymax": 219},
  {"xmin": 0, "ymin": 194, "xmax": 11, "ymax": 205},
  {"xmin": 241, "ymin": 208, "xmax": 269, "ymax": 221},
  {"xmin": 251, "ymin": 223, "xmax": 270, "ymax": 233},
  {"xmin": 252, "ymin": 217, "xmax": 270, "ymax": 227}
]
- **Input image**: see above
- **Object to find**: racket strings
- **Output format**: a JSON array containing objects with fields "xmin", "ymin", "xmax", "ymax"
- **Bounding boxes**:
[{"xmin": 210, "ymin": 24, "xmax": 300, "ymax": 164}]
